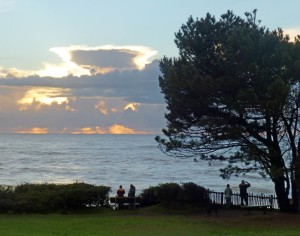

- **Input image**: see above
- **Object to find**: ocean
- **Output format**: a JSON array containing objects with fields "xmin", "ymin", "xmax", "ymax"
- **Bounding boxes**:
[{"xmin": 0, "ymin": 134, "xmax": 275, "ymax": 195}]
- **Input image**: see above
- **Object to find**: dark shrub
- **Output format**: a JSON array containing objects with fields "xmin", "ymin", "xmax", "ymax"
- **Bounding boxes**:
[
  {"xmin": 0, "ymin": 185, "xmax": 14, "ymax": 211},
  {"xmin": 140, "ymin": 183, "xmax": 181, "ymax": 206},
  {"xmin": 178, "ymin": 182, "xmax": 210, "ymax": 207},
  {"xmin": 139, "ymin": 186, "xmax": 160, "ymax": 207},
  {"xmin": 58, "ymin": 183, "xmax": 111, "ymax": 209},
  {"xmin": 156, "ymin": 183, "xmax": 181, "ymax": 204},
  {"xmin": 12, "ymin": 183, "xmax": 111, "ymax": 213},
  {"xmin": 140, "ymin": 182, "xmax": 209, "ymax": 208},
  {"xmin": 13, "ymin": 183, "xmax": 59, "ymax": 213}
]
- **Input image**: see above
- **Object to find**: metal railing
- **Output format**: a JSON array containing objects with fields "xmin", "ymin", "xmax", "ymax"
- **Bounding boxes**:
[{"xmin": 209, "ymin": 191, "xmax": 278, "ymax": 209}]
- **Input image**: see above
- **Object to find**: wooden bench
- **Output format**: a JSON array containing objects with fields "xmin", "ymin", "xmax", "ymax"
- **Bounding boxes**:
[
  {"xmin": 109, "ymin": 197, "xmax": 141, "ymax": 210},
  {"xmin": 241, "ymin": 205, "xmax": 272, "ymax": 214}
]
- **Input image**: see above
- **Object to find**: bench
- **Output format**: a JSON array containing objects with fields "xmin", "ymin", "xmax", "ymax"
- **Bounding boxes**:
[
  {"xmin": 109, "ymin": 197, "xmax": 141, "ymax": 210},
  {"xmin": 241, "ymin": 205, "xmax": 272, "ymax": 214}
]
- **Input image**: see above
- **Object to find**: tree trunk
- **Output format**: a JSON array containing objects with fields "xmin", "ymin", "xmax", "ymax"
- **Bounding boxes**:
[
  {"xmin": 291, "ymin": 159, "xmax": 300, "ymax": 213},
  {"xmin": 291, "ymin": 144, "xmax": 300, "ymax": 213},
  {"xmin": 291, "ymin": 182, "xmax": 299, "ymax": 213},
  {"xmin": 274, "ymin": 176, "xmax": 290, "ymax": 212}
]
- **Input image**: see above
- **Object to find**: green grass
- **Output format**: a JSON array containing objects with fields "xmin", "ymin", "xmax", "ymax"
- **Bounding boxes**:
[{"xmin": 0, "ymin": 207, "xmax": 300, "ymax": 236}]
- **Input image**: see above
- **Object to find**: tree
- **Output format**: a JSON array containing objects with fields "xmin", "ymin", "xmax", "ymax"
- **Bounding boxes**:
[{"xmin": 156, "ymin": 10, "xmax": 300, "ymax": 212}]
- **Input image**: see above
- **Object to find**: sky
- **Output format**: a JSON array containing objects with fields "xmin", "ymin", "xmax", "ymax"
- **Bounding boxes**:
[{"xmin": 0, "ymin": 0, "xmax": 300, "ymax": 134}]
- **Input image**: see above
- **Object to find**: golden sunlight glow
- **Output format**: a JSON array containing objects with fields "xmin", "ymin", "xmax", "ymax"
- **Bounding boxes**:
[
  {"xmin": 124, "ymin": 102, "xmax": 140, "ymax": 111},
  {"xmin": 72, "ymin": 124, "xmax": 147, "ymax": 134},
  {"xmin": 0, "ymin": 67, "xmax": 37, "ymax": 78},
  {"xmin": 16, "ymin": 127, "xmax": 48, "ymax": 134},
  {"xmin": 95, "ymin": 99, "xmax": 109, "ymax": 115},
  {"xmin": 72, "ymin": 126, "xmax": 106, "ymax": 134},
  {"xmin": 97, "ymin": 45, "xmax": 157, "ymax": 70},
  {"xmin": 129, "ymin": 46, "xmax": 158, "ymax": 70},
  {"xmin": 37, "ymin": 64, "xmax": 70, "ymax": 78},
  {"xmin": 95, "ymin": 98, "xmax": 126, "ymax": 115},
  {"xmin": 109, "ymin": 124, "xmax": 146, "ymax": 134},
  {"xmin": 18, "ymin": 87, "xmax": 70, "ymax": 110},
  {"xmin": 47, "ymin": 45, "xmax": 157, "ymax": 77},
  {"xmin": 37, "ymin": 46, "xmax": 91, "ymax": 77}
]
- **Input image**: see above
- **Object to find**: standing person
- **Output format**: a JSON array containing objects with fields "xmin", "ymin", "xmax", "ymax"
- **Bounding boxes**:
[
  {"xmin": 116, "ymin": 185, "xmax": 125, "ymax": 197},
  {"xmin": 224, "ymin": 184, "xmax": 233, "ymax": 209},
  {"xmin": 239, "ymin": 180, "xmax": 251, "ymax": 206},
  {"xmin": 128, "ymin": 184, "xmax": 136, "ymax": 197}
]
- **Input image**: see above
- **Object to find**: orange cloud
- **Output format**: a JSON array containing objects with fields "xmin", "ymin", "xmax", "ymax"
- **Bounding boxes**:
[
  {"xmin": 72, "ymin": 124, "xmax": 148, "ymax": 134},
  {"xmin": 15, "ymin": 127, "xmax": 49, "ymax": 134},
  {"xmin": 95, "ymin": 99, "xmax": 109, "ymax": 115},
  {"xmin": 124, "ymin": 102, "xmax": 140, "ymax": 111},
  {"xmin": 95, "ymin": 98, "xmax": 131, "ymax": 115},
  {"xmin": 12, "ymin": 125, "xmax": 150, "ymax": 135},
  {"xmin": 18, "ymin": 87, "xmax": 71, "ymax": 111},
  {"xmin": 72, "ymin": 126, "xmax": 106, "ymax": 134},
  {"xmin": 108, "ymin": 124, "xmax": 146, "ymax": 134}
]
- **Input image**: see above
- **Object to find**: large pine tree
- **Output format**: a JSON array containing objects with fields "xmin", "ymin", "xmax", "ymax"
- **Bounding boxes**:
[{"xmin": 156, "ymin": 10, "xmax": 300, "ymax": 212}]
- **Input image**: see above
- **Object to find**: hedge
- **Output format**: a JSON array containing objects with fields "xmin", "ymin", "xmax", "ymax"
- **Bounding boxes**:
[{"xmin": 0, "ymin": 183, "xmax": 111, "ymax": 213}]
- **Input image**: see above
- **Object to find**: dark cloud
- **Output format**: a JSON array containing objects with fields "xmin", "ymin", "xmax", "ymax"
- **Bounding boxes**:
[
  {"xmin": 0, "ymin": 60, "xmax": 164, "ymax": 104},
  {"xmin": 0, "ymin": 58, "xmax": 166, "ymax": 133},
  {"xmin": 71, "ymin": 49, "xmax": 137, "ymax": 68}
]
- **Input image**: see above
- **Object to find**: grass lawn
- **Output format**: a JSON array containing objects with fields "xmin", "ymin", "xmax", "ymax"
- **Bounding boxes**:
[{"xmin": 0, "ymin": 207, "xmax": 300, "ymax": 236}]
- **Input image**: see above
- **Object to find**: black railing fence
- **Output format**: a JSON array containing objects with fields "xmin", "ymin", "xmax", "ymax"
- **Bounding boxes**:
[{"xmin": 209, "ymin": 191, "xmax": 279, "ymax": 209}]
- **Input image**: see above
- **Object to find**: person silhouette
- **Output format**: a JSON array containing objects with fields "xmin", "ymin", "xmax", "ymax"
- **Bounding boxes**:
[
  {"xmin": 224, "ymin": 184, "xmax": 233, "ymax": 209},
  {"xmin": 116, "ymin": 185, "xmax": 125, "ymax": 197},
  {"xmin": 128, "ymin": 184, "xmax": 136, "ymax": 197},
  {"xmin": 239, "ymin": 180, "xmax": 251, "ymax": 206}
]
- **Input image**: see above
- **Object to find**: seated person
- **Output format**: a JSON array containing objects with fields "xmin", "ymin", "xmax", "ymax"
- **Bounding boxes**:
[
  {"xmin": 128, "ymin": 184, "xmax": 136, "ymax": 197},
  {"xmin": 117, "ymin": 185, "xmax": 125, "ymax": 197}
]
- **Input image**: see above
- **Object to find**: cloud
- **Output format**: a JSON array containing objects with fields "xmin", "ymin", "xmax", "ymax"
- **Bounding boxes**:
[
  {"xmin": 42, "ymin": 45, "xmax": 158, "ymax": 77},
  {"xmin": 0, "ymin": 45, "xmax": 158, "ymax": 78},
  {"xmin": 15, "ymin": 127, "xmax": 49, "ymax": 134},
  {"xmin": 71, "ymin": 124, "xmax": 147, "ymax": 135},
  {"xmin": 95, "ymin": 99, "xmax": 110, "ymax": 115},
  {"xmin": 0, "ymin": 45, "xmax": 166, "ymax": 134},
  {"xmin": 72, "ymin": 126, "xmax": 106, "ymax": 135},
  {"xmin": 0, "ymin": 59, "xmax": 163, "ymax": 104},
  {"xmin": 108, "ymin": 124, "xmax": 146, "ymax": 134},
  {"xmin": 284, "ymin": 28, "xmax": 300, "ymax": 41},
  {"xmin": 17, "ymin": 87, "xmax": 71, "ymax": 110},
  {"xmin": 124, "ymin": 102, "xmax": 140, "ymax": 112}
]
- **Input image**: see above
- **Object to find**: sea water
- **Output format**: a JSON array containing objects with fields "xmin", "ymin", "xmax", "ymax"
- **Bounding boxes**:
[{"xmin": 0, "ymin": 134, "xmax": 275, "ymax": 195}]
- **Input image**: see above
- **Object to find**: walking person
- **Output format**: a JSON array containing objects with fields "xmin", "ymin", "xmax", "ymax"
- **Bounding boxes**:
[
  {"xmin": 239, "ymin": 180, "xmax": 251, "ymax": 206},
  {"xmin": 224, "ymin": 184, "xmax": 233, "ymax": 209}
]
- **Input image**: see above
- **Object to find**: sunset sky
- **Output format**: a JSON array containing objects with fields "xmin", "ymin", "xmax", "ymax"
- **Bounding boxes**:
[{"xmin": 0, "ymin": 0, "xmax": 299, "ymax": 134}]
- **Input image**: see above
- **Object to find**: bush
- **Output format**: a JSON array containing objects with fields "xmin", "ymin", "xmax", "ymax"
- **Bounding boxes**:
[
  {"xmin": 156, "ymin": 183, "xmax": 182, "ymax": 204},
  {"xmin": 178, "ymin": 182, "xmax": 210, "ymax": 207},
  {"xmin": 58, "ymin": 183, "xmax": 111, "ymax": 209},
  {"xmin": 140, "ymin": 182, "xmax": 209, "ymax": 208},
  {"xmin": 139, "ymin": 186, "xmax": 160, "ymax": 207},
  {"xmin": 0, "ymin": 185, "xmax": 15, "ymax": 211},
  {"xmin": 1, "ymin": 183, "xmax": 111, "ymax": 213},
  {"xmin": 13, "ymin": 183, "xmax": 59, "ymax": 213}
]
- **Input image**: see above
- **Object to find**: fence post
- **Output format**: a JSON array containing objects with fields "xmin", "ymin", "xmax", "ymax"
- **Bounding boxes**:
[
  {"xmin": 269, "ymin": 195, "xmax": 273, "ymax": 209},
  {"xmin": 221, "ymin": 192, "xmax": 224, "ymax": 206}
]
